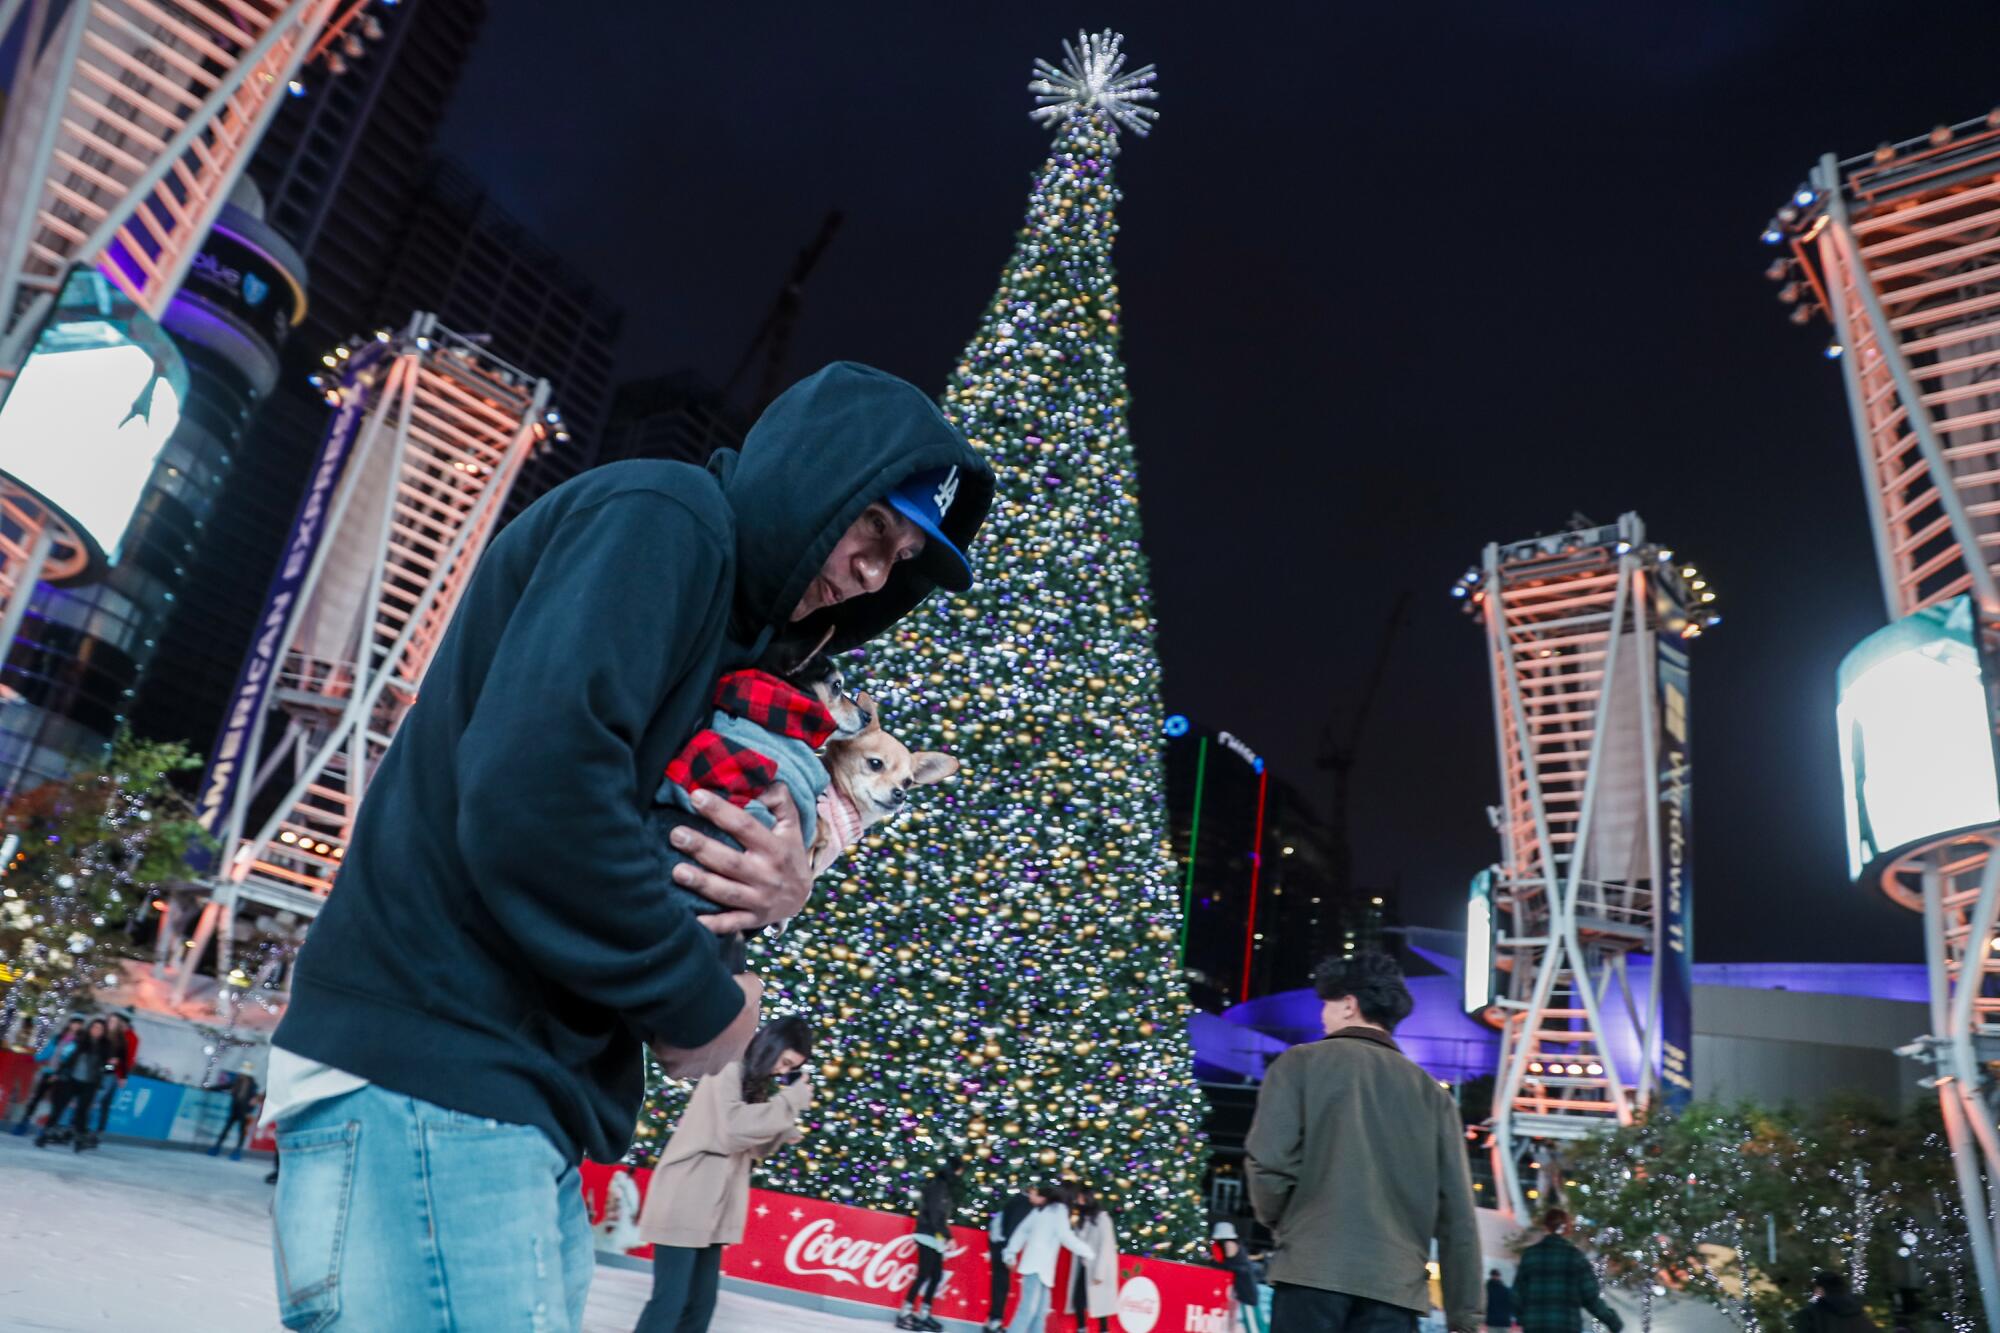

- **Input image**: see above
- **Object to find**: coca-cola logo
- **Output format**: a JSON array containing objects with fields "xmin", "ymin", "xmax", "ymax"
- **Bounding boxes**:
[
  {"xmin": 783, "ymin": 1217, "xmax": 962, "ymax": 1296},
  {"xmin": 1117, "ymin": 1274, "xmax": 1163, "ymax": 1332}
]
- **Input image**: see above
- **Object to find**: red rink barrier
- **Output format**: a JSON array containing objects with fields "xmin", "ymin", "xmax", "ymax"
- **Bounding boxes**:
[
  {"xmin": 580, "ymin": 1161, "xmax": 1233, "ymax": 1331},
  {"xmin": 0, "ymin": 1049, "xmax": 37, "ymax": 1113}
]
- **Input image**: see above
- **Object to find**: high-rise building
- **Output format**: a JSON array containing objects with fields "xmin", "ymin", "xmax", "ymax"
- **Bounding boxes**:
[
  {"xmin": 0, "ymin": 185, "xmax": 306, "ymax": 789},
  {"xmin": 376, "ymin": 158, "xmax": 623, "ymax": 519},
  {"xmin": 250, "ymin": 0, "xmax": 489, "ymax": 353},
  {"xmin": 1161, "ymin": 716, "xmax": 1383, "ymax": 1011},
  {"xmin": 598, "ymin": 370, "xmax": 749, "ymax": 470}
]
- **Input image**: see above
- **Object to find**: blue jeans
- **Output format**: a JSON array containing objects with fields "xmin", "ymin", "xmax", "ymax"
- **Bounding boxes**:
[
  {"xmin": 269, "ymin": 1084, "xmax": 592, "ymax": 1331},
  {"xmin": 1008, "ymin": 1273, "xmax": 1052, "ymax": 1331}
]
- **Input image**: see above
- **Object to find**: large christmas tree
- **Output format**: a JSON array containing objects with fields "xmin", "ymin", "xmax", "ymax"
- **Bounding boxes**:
[{"xmin": 638, "ymin": 30, "xmax": 1209, "ymax": 1256}]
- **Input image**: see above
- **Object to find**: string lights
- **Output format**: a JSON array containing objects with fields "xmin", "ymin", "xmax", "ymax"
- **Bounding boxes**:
[
  {"xmin": 1561, "ymin": 1102, "xmax": 1974, "ymax": 1327},
  {"xmin": 635, "ymin": 32, "xmax": 1210, "ymax": 1257},
  {"xmin": 0, "ymin": 736, "xmax": 209, "ymax": 1042}
]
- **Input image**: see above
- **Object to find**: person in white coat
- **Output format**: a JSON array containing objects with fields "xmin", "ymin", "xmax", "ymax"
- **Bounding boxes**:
[
  {"xmin": 1002, "ymin": 1182, "xmax": 1096, "ymax": 1332},
  {"xmin": 1061, "ymin": 1188, "xmax": 1120, "ymax": 1333}
]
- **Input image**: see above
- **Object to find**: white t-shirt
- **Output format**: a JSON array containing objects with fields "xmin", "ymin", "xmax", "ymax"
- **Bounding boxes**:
[{"xmin": 260, "ymin": 1046, "xmax": 369, "ymax": 1127}]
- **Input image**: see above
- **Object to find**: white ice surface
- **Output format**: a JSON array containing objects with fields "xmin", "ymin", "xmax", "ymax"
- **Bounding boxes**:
[{"xmin": 0, "ymin": 1132, "xmax": 881, "ymax": 1330}]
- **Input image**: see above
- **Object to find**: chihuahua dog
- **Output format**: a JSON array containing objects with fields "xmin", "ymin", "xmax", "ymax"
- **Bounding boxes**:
[
  {"xmin": 808, "ymin": 691, "xmax": 958, "ymax": 876},
  {"xmin": 655, "ymin": 640, "xmax": 956, "ymax": 969}
]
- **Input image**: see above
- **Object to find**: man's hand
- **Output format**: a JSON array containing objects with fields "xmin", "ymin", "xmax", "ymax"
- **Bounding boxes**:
[
  {"xmin": 652, "ymin": 973, "xmax": 763, "ymax": 1080},
  {"xmin": 671, "ymin": 785, "xmax": 813, "ymax": 934}
]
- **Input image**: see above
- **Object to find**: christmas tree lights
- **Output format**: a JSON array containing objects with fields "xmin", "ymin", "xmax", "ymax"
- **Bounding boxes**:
[
  {"xmin": 636, "ymin": 30, "xmax": 1211, "ymax": 1256},
  {"xmin": 0, "ymin": 735, "xmax": 209, "ymax": 1042}
]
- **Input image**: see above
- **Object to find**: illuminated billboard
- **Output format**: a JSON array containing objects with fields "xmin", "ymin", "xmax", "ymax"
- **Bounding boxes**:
[
  {"xmin": 0, "ymin": 267, "xmax": 187, "ymax": 570},
  {"xmin": 1837, "ymin": 594, "xmax": 2000, "ymax": 879},
  {"xmin": 1465, "ymin": 869, "xmax": 1497, "ymax": 1015}
]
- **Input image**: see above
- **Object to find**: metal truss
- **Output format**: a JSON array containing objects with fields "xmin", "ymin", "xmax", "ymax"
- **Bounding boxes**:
[
  {"xmin": 163, "ymin": 315, "xmax": 548, "ymax": 1002},
  {"xmin": 1472, "ymin": 514, "xmax": 1703, "ymax": 1217},
  {"xmin": 0, "ymin": 0, "xmax": 351, "ymax": 368},
  {"xmin": 1777, "ymin": 115, "xmax": 2000, "ymax": 1327}
]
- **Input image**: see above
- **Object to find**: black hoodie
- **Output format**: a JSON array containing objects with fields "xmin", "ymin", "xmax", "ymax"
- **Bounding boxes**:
[{"xmin": 273, "ymin": 362, "xmax": 993, "ymax": 1165}]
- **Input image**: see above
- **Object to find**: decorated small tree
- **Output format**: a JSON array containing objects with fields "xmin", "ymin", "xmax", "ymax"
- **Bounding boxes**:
[
  {"xmin": 636, "ymin": 31, "xmax": 1211, "ymax": 1256},
  {"xmin": 1561, "ymin": 1099, "xmax": 1970, "ymax": 1329},
  {"xmin": 0, "ymin": 734, "xmax": 210, "ymax": 1042}
]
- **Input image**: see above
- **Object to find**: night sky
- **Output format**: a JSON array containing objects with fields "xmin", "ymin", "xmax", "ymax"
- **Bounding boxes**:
[{"xmin": 436, "ymin": 2, "xmax": 2000, "ymax": 964}]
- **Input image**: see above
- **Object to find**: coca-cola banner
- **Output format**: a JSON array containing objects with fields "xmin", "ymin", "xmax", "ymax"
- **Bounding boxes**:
[{"xmin": 579, "ymin": 1163, "xmax": 1234, "ymax": 1331}]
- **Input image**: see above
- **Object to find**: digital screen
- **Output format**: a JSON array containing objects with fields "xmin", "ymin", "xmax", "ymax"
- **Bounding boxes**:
[
  {"xmin": 1465, "ymin": 870, "xmax": 1497, "ymax": 1014},
  {"xmin": 0, "ymin": 268, "xmax": 186, "ymax": 563},
  {"xmin": 1837, "ymin": 595, "xmax": 2000, "ymax": 878}
]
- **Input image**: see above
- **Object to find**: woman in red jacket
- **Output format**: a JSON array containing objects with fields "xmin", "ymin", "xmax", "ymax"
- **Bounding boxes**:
[{"xmin": 80, "ymin": 1013, "xmax": 139, "ymax": 1150}]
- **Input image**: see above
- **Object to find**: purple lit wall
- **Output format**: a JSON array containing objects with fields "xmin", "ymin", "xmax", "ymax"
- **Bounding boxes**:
[{"xmin": 1190, "ymin": 949, "xmax": 1931, "ymax": 1086}]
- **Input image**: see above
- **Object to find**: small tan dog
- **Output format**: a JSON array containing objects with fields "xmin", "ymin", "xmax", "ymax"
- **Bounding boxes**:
[{"xmin": 809, "ymin": 691, "xmax": 958, "ymax": 875}]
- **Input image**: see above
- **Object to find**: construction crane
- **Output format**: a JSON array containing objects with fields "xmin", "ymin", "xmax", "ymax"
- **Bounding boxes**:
[
  {"xmin": 721, "ymin": 209, "xmax": 843, "ymax": 415},
  {"xmin": 1316, "ymin": 590, "xmax": 1411, "ymax": 955}
]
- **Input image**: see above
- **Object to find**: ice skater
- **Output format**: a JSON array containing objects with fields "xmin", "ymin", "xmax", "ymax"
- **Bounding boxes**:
[
  {"xmin": 896, "ymin": 1158, "xmax": 963, "ymax": 1330},
  {"xmin": 79, "ymin": 1012, "xmax": 138, "ymax": 1150},
  {"xmin": 982, "ymin": 1185, "xmax": 1035, "ymax": 1333},
  {"xmin": 634, "ymin": 1016, "xmax": 816, "ymax": 1333},
  {"xmin": 208, "ymin": 1061, "xmax": 261, "ymax": 1159},
  {"xmin": 263, "ymin": 362, "xmax": 991, "ymax": 1330},
  {"xmin": 1064, "ymin": 1187, "xmax": 1120, "ymax": 1333},
  {"xmin": 34, "ymin": 1017, "xmax": 109, "ymax": 1150},
  {"xmin": 1002, "ymin": 1183, "xmax": 1096, "ymax": 1333},
  {"xmin": 10, "ymin": 1015, "xmax": 81, "ymax": 1135},
  {"xmin": 1211, "ymin": 1222, "xmax": 1266, "ymax": 1333}
]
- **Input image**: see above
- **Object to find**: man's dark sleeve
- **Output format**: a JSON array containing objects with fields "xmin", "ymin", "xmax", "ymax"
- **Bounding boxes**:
[
  {"xmin": 455, "ymin": 493, "xmax": 744, "ymax": 1049},
  {"xmin": 1244, "ymin": 1051, "xmax": 1304, "ymax": 1229}
]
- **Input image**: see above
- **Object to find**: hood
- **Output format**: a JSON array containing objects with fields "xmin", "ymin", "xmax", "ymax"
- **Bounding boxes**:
[
  {"xmin": 1818, "ymin": 1293, "xmax": 1865, "ymax": 1316},
  {"xmin": 711, "ymin": 361, "xmax": 994, "ymax": 654}
]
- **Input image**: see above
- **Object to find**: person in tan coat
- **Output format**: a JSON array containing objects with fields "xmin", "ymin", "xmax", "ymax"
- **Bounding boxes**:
[{"xmin": 636, "ymin": 1017, "xmax": 815, "ymax": 1332}]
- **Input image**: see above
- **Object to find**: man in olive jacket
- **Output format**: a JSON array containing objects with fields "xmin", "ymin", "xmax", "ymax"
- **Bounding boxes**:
[{"xmin": 1246, "ymin": 951, "xmax": 1482, "ymax": 1333}]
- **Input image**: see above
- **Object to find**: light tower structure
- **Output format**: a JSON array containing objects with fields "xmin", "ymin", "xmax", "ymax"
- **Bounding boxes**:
[
  {"xmin": 1767, "ymin": 111, "xmax": 2000, "ymax": 1323},
  {"xmin": 0, "ymin": 0, "xmax": 392, "ymax": 647},
  {"xmin": 159, "ymin": 313, "xmax": 551, "ymax": 1002},
  {"xmin": 1458, "ymin": 514, "xmax": 1714, "ymax": 1217}
]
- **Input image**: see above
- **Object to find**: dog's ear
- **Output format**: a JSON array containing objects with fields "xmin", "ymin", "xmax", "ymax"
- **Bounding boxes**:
[
  {"xmin": 909, "ymin": 751, "xmax": 959, "ymax": 785},
  {"xmin": 853, "ymin": 691, "xmax": 882, "ymax": 733}
]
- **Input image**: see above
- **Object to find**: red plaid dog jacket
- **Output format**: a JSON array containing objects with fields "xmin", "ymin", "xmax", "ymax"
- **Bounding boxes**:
[{"xmin": 663, "ymin": 670, "xmax": 836, "ymax": 806}]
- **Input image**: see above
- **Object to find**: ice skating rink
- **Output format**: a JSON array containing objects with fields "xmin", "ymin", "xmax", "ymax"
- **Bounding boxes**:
[{"xmin": 0, "ymin": 1132, "xmax": 879, "ymax": 1330}]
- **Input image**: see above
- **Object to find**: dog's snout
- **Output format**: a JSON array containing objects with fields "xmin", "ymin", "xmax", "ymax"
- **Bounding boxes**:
[{"xmin": 889, "ymin": 788, "xmax": 906, "ymax": 806}]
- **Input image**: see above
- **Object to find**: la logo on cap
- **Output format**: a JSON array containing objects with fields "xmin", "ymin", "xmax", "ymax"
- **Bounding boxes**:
[{"xmin": 933, "ymin": 465, "xmax": 959, "ymax": 517}]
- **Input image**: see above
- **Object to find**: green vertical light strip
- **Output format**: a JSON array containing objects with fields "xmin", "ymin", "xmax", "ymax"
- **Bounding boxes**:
[{"xmin": 1178, "ymin": 736, "xmax": 1208, "ymax": 967}]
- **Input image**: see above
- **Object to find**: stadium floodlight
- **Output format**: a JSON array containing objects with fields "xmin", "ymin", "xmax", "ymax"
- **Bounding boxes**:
[
  {"xmin": 0, "ymin": 0, "xmax": 397, "ymax": 644},
  {"xmin": 1775, "ymin": 111, "xmax": 2000, "ymax": 1330}
]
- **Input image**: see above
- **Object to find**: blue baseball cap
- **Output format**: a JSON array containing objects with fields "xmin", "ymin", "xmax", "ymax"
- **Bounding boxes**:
[{"xmin": 885, "ymin": 464, "xmax": 974, "ymax": 591}]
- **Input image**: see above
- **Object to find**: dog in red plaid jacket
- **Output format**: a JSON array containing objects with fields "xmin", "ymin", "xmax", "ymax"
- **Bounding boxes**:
[{"xmin": 655, "ymin": 655, "xmax": 956, "ymax": 969}]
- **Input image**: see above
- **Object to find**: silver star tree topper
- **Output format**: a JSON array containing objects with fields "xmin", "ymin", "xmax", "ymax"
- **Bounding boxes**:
[{"xmin": 1028, "ymin": 30, "xmax": 1159, "ymax": 141}]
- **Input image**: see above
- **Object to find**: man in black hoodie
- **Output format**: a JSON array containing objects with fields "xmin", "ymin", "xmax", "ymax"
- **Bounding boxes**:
[{"xmin": 263, "ymin": 363, "xmax": 992, "ymax": 1331}]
